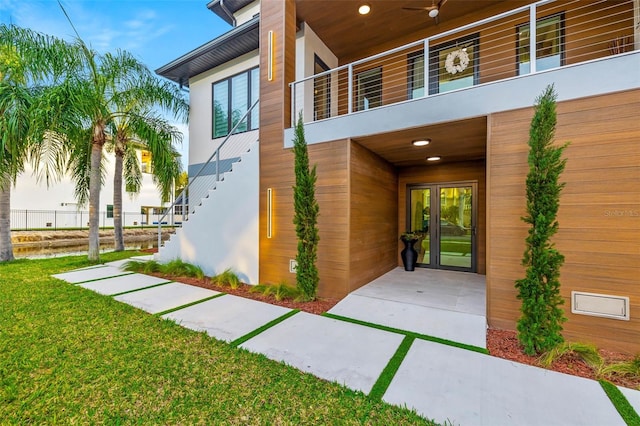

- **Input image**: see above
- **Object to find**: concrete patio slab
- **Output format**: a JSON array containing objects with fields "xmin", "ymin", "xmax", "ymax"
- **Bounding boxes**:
[
  {"xmin": 329, "ymin": 294, "xmax": 486, "ymax": 348},
  {"xmin": 52, "ymin": 265, "xmax": 130, "ymax": 284},
  {"xmin": 354, "ymin": 267, "xmax": 486, "ymax": 316},
  {"xmin": 162, "ymin": 295, "xmax": 291, "ymax": 343},
  {"xmin": 78, "ymin": 273, "xmax": 171, "ymax": 295},
  {"xmin": 240, "ymin": 312, "xmax": 405, "ymax": 394},
  {"xmin": 383, "ymin": 339, "xmax": 624, "ymax": 426},
  {"xmin": 130, "ymin": 255, "xmax": 154, "ymax": 261},
  {"xmin": 114, "ymin": 282, "xmax": 220, "ymax": 314},
  {"xmin": 619, "ymin": 386, "xmax": 640, "ymax": 415},
  {"xmin": 104, "ymin": 259, "xmax": 141, "ymax": 269}
]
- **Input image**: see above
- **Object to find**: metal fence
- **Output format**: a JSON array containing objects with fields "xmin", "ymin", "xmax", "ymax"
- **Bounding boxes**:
[{"xmin": 9, "ymin": 209, "xmax": 179, "ymax": 231}]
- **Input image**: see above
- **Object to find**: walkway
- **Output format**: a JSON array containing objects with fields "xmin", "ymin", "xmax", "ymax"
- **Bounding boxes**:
[{"xmin": 53, "ymin": 259, "xmax": 640, "ymax": 426}]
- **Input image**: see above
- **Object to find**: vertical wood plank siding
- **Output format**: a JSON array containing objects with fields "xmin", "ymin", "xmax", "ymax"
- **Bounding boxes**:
[{"xmin": 487, "ymin": 89, "xmax": 640, "ymax": 353}]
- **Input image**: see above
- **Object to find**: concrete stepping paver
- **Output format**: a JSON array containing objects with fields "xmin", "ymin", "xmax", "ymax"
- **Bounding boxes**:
[
  {"xmin": 383, "ymin": 339, "xmax": 625, "ymax": 426},
  {"xmin": 240, "ymin": 312, "xmax": 405, "ymax": 394},
  {"xmin": 162, "ymin": 295, "xmax": 291, "ymax": 343},
  {"xmin": 52, "ymin": 265, "xmax": 129, "ymax": 283},
  {"xmin": 619, "ymin": 386, "xmax": 640, "ymax": 415},
  {"xmin": 104, "ymin": 259, "xmax": 143, "ymax": 269},
  {"xmin": 329, "ymin": 294, "xmax": 486, "ymax": 348},
  {"xmin": 114, "ymin": 282, "xmax": 220, "ymax": 314},
  {"xmin": 78, "ymin": 273, "xmax": 171, "ymax": 296}
]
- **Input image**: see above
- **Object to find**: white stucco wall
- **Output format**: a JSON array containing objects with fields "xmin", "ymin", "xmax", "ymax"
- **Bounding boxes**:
[
  {"xmin": 295, "ymin": 22, "xmax": 339, "ymax": 123},
  {"xmin": 156, "ymin": 140, "xmax": 259, "ymax": 284},
  {"xmin": 11, "ymin": 151, "xmax": 167, "ymax": 228},
  {"xmin": 188, "ymin": 51, "xmax": 259, "ymax": 166},
  {"xmin": 235, "ymin": 1, "xmax": 260, "ymax": 26}
]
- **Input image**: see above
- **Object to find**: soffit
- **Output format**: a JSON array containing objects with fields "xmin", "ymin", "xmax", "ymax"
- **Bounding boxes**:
[
  {"xmin": 296, "ymin": 0, "xmax": 511, "ymax": 61},
  {"xmin": 155, "ymin": 16, "xmax": 259, "ymax": 86},
  {"xmin": 351, "ymin": 116, "xmax": 487, "ymax": 167}
]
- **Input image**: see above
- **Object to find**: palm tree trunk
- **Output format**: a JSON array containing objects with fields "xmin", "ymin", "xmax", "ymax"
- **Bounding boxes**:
[
  {"xmin": 0, "ymin": 180, "xmax": 15, "ymax": 262},
  {"xmin": 88, "ymin": 140, "xmax": 103, "ymax": 262},
  {"xmin": 113, "ymin": 150, "xmax": 124, "ymax": 251}
]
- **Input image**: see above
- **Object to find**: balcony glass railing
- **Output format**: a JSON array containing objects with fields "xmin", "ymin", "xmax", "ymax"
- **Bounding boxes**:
[{"xmin": 290, "ymin": 0, "xmax": 636, "ymax": 126}]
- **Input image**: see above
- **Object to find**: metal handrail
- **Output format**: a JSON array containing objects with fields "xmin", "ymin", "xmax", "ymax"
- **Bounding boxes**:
[{"xmin": 157, "ymin": 98, "xmax": 260, "ymax": 248}]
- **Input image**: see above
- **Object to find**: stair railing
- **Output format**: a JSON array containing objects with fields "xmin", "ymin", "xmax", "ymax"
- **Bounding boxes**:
[{"xmin": 157, "ymin": 98, "xmax": 259, "ymax": 248}]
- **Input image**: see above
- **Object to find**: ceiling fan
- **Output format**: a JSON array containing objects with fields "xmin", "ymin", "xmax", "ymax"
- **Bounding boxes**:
[{"xmin": 403, "ymin": 0, "xmax": 448, "ymax": 23}]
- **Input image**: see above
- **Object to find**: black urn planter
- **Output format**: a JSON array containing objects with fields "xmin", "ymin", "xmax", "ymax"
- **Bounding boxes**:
[{"xmin": 400, "ymin": 238, "xmax": 419, "ymax": 271}]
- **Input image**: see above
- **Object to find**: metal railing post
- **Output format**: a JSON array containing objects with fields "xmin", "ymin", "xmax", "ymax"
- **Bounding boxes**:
[
  {"xmin": 423, "ymin": 39, "xmax": 430, "ymax": 98},
  {"xmin": 291, "ymin": 83, "xmax": 296, "ymax": 126},
  {"xmin": 529, "ymin": 4, "xmax": 537, "ymax": 74},
  {"xmin": 215, "ymin": 149, "xmax": 220, "ymax": 183},
  {"xmin": 347, "ymin": 64, "xmax": 353, "ymax": 114}
]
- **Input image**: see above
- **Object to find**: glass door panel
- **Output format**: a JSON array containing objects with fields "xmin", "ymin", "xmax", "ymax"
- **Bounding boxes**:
[
  {"xmin": 439, "ymin": 186, "xmax": 473, "ymax": 269},
  {"xmin": 407, "ymin": 182, "xmax": 476, "ymax": 272},
  {"xmin": 409, "ymin": 188, "xmax": 431, "ymax": 265}
]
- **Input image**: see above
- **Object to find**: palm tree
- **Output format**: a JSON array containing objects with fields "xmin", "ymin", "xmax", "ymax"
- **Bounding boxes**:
[
  {"xmin": 108, "ymin": 98, "xmax": 185, "ymax": 251},
  {"xmin": 54, "ymin": 42, "xmax": 188, "ymax": 261},
  {"xmin": 0, "ymin": 25, "xmax": 71, "ymax": 262}
]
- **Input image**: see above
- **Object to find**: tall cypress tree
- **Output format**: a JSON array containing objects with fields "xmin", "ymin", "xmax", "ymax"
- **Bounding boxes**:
[
  {"xmin": 516, "ymin": 85, "xmax": 569, "ymax": 355},
  {"xmin": 292, "ymin": 112, "xmax": 319, "ymax": 301}
]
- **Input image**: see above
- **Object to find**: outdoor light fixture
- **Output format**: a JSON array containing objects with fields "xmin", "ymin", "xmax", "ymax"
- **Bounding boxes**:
[
  {"xmin": 267, "ymin": 30, "xmax": 274, "ymax": 81},
  {"xmin": 427, "ymin": 156, "xmax": 441, "ymax": 161},
  {"xmin": 412, "ymin": 139, "xmax": 431, "ymax": 146},
  {"xmin": 428, "ymin": 8, "xmax": 439, "ymax": 18},
  {"xmin": 358, "ymin": 4, "xmax": 371, "ymax": 15},
  {"xmin": 267, "ymin": 187, "xmax": 273, "ymax": 238}
]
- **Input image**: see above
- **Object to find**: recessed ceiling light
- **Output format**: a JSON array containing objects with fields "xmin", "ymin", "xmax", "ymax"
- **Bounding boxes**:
[
  {"xmin": 427, "ymin": 156, "xmax": 441, "ymax": 161},
  {"xmin": 412, "ymin": 139, "xmax": 430, "ymax": 147},
  {"xmin": 358, "ymin": 4, "xmax": 371, "ymax": 15}
]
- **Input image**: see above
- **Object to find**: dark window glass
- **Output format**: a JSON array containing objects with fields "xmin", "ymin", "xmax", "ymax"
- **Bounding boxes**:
[
  {"xmin": 314, "ymin": 55, "xmax": 331, "ymax": 120},
  {"xmin": 429, "ymin": 33, "xmax": 479, "ymax": 95},
  {"xmin": 517, "ymin": 14, "xmax": 564, "ymax": 75},
  {"xmin": 408, "ymin": 52, "xmax": 425, "ymax": 99},
  {"xmin": 212, "ymin": 67, "xmax": 259, "ymax": 138},
  {"xmin": 356, "ymin": 67, "xmax": 382, "ymax": 111}
]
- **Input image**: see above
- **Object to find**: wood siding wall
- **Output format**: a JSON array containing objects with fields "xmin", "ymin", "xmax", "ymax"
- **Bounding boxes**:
[
  {"xmin": 487, "ymin": 89, "xmax": 640, "ymax": 353},
  {"xmin": 398, "ymin": 161, "xmax": 487, "ymax": 274},
  {"xmin": 349, "ymin": 141, "xmax": 399, "ymax": 292}
]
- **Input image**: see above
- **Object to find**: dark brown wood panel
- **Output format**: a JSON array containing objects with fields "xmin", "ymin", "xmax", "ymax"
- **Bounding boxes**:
[
  {"xmin": 487, "ymin": 89, "xmax": 640, "ymax": 353},
  {"xmin": 349, "ymin": 141, "xmax": 399, "ymax": 292},
  {"xmin": 398, "ymin": 160, "xmax": 487, "ymax": 274}
]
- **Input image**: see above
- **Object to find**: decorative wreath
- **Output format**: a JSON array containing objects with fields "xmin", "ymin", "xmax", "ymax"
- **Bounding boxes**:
[{"xmin": 445, "ymin": 49, "xmax": 470, "ymax": 75}]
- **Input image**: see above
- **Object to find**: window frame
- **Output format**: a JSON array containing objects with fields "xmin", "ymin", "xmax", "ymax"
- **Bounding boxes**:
[
  {"xmin": 516, "ymin": 13, "xmax": 565, "ymax": 76},
  {"xmin": 428, "ymin": 32, "xmax": 480, "ymax": 95},
  {"xmin": 408, "ymin": 50, "xmax": 425, "ymax": 100},
  {"xmin": 313, "ymin": 54, "xmax": 331, "ymax": 121},
  {"xmin": 355, "ymin": 66, "xmax": 382, "ymax": 112},
  {"xmin": 211, "ymin": 66, "xmax": 259, "ymax": 139}
]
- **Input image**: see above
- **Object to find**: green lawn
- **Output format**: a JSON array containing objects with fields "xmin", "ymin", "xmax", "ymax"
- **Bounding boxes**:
[{"xmin": 0, "ymin": 252, "xmax": 434, "ymax": 425}]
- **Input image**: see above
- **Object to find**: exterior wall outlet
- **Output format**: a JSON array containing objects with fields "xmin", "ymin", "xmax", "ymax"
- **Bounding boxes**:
[{"xmin": 289, "ymin": 259, "xmax": 298, "ymax": 273}]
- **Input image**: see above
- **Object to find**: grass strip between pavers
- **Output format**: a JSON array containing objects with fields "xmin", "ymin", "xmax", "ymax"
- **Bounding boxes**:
[
  {"xmin": 154, "ymin": 293, "xmax": 227, "ymax": 316},
  {"xmin": 322, "ymin": 312, "xmax": 489, "ymax": 354},
  {"xmin": 369, "ymin": 335, "xmax": 415, "ymax": 400},
  {"xmin": 230, "ymin": 309, "xmax": 301, "ymax": 348},
  {"xmin": 599, "ymin": 380, "xmax": 640, "ymax": 426},
  {"xmin": 109, "ymin": 280, "xmax": 174, "ymax": 297}
]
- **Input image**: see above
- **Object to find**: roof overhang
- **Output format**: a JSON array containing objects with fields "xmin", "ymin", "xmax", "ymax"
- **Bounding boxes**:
[
  {"xmin": 207, "ymin": 0, "xmax": 256, "ymax": 25},
  {"xmin": 155, "ymin": 16, "xmax": 259, "ymax": 87}
]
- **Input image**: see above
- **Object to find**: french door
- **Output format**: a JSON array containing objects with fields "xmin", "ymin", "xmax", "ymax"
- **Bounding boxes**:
[{"xmin": 407, "ymin": 182, "xmax": 477, "ymax": 272}]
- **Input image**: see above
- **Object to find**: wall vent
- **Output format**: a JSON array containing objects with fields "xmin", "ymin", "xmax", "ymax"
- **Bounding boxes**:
[{"xmin": 571, "ymin": 291, "xmax": 630, "ymax": 321}]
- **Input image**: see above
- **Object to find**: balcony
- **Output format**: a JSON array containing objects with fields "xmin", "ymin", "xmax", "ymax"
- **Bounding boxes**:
[{"xmin": 287, "ymin": 0, "xmax": 638, "ymax": 147}]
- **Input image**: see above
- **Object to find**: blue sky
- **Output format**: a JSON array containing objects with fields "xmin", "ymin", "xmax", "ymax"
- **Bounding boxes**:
[{"xmin": 0, "ymin": 0, "xmax": 234, "ymax": 167}]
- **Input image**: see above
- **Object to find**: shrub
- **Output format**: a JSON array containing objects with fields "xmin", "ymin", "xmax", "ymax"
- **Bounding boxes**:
[
  {"xmin": 539, "ymin": 342, "xmax": 603, "ymax": 371},
  {"xmin": 292, "ymin": 112, "xmax": 320, "ymax": 302},
  {"xmin": 212, "ymin": 268, "xmax": 240, "ymax": 289},
  {"xmin": 515, "ymin": 85, "xmax": 569, "ymax": 355},
  {"xmin": 250, "ymin": 282, "xmax": 303, "ymax": 301}
]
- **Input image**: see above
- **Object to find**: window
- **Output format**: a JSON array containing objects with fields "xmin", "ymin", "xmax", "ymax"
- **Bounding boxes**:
[
  {"xmin": 429, "ymin": 33, "xmax": 479, "ymax": 95},
  {"xmin": 212, "ymin": 67, "xmax": 259, "ymax": 138},
  {"xmin": 356, "ymin": 67, "xmax": 382, "ymax": 111},
  {"xmin": 106, "ymin": 204, "xmax": 113, "ymax": 218},
  {"xmin": 408, "ymin": 51, "xmax": 425, "ymax": 99},
  {"xmin": 141, "ymin": 150, "xmax": 152, "ymax": 174},
  {"xmin": 517, "ymin": 14, "xmax": 564, "ymax": 75},
  {"xmin": 314, "ymin": 55, "xmax": 331, "ymax": 120}
]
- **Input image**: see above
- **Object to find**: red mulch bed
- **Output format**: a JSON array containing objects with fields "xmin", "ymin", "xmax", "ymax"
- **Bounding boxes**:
[
  {"xmin": 487, "ymin": 328, "xmax": 639, "ymax": 390},
  {"xmin": 149, "ymin": 271, "xmax": 639, "ymax": 390}
]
